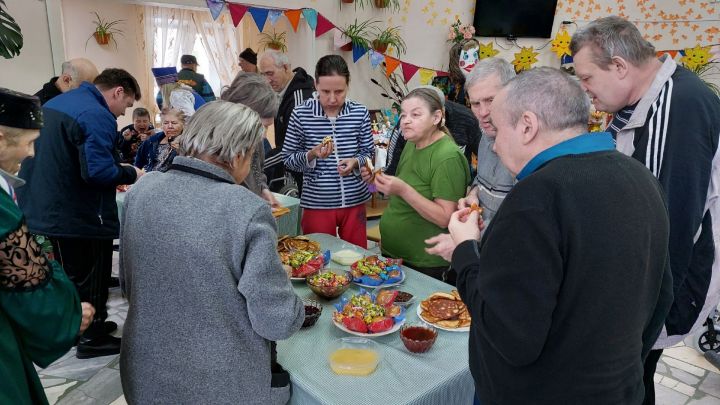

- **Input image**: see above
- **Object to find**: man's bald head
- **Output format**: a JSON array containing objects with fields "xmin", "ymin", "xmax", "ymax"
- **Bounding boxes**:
[{"xmin": 57, "ymin": 58, "xmax": 99, "ymax": 92}]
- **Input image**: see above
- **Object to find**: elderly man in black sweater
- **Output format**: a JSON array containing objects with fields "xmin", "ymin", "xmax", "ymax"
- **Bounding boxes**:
[{"xmin": 448, "ymin": 67, "xmax": 673, "ymax": 404}]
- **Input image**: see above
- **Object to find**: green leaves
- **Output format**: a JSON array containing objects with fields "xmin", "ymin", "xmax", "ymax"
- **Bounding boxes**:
[{"xmin": 0, "ymin": 0, "xmax": 23, "ymax": 59}]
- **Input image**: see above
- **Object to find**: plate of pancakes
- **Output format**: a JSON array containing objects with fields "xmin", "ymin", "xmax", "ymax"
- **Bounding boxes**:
[{"xmin": 417, "ymin": 290, "xmax": 471, "ymax": 332}]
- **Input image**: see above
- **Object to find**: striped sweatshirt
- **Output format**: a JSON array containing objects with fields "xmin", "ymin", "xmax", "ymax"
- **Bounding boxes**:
[{"xmin": 282, "ymin": 98, "xmax": 374, "ymax": 209}]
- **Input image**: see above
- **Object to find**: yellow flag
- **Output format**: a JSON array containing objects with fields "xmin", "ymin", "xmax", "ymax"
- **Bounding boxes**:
[{"xmin": 418, "ymin": 68, "xmax": 437, "ymax": 85}]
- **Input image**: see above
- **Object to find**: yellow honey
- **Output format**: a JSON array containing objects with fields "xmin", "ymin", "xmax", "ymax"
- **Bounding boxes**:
[{"xmin": 329, "ymin": 348, "xmax": 379, "ymax": 376}]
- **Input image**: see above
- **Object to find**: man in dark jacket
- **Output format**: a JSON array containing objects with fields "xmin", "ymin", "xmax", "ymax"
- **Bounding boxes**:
[
  {"xmin": 17, "ymin": 68, "xmax": 143, "ymax": 359},
  {"xmin": 177, "ymin": 54, "xmax": 216, "ymax": 102},
  {"xmin": 571, "ymin": 17, "xmax": 720, "ymax": 404},
  {"xmin": 448, "ymin": 67, "xmax": 673, "ymax": 404},
  {"xmin": 258, "ymin": 50, "xmax": 315, "ymax": 193},
  {"xmin": 34, "ymin": 58, "xmax": 99, "ymax": 105}
]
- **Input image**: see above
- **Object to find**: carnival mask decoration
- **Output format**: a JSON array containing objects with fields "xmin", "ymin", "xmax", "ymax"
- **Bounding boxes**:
[{"xmin": 459, "ymin": 45, "xmax": 480, "ymax": 78}]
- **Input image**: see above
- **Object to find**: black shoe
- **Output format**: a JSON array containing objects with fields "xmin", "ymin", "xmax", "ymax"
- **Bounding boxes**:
[
  {"xmin": 103, "ymin": 320, "xmax": 118, "ymax": 335},
  {"xmin": 76, "ymin": 334, "xmax": 121, "ymax": 359}
]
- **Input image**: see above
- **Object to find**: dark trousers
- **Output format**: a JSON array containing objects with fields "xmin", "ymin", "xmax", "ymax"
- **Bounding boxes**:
[
  {"xmin": 413, "ymin": 265, "xmax": 456, "ymax": 286},
  {"xmin": 642, "ymin": 349, "xmax": 664, "ymax": 405},
  {"xmin": 51, "ymin": 237, "xmax": 113, "ymax": 338}
]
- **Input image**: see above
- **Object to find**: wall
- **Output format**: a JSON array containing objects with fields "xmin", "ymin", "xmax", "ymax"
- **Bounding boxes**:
[
  {"xmin": 62, "ymin": 0, "xmax": 149, "ymax": 128},
  {"xmin": 0, "ymin": 0, "xmax": 55, "ymax": 94},
  {"xmin": 124, "ymin": 0, "xmax": 720, "ymax": 110}
]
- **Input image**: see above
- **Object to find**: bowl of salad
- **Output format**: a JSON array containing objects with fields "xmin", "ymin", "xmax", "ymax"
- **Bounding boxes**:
[{"xmin": 306, "ymin": 270, "xmax": 353, "ymax": 299}]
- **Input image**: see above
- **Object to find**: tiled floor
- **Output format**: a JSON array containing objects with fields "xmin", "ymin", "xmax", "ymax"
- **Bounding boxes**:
[{"xmin": 39, "ymin": 249, "xmax": 720, "ymax": 404}]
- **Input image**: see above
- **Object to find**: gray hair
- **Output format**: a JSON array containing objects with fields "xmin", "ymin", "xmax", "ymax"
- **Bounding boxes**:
[
  {"xmin": 220, "ymin": 72, "xmax": 279, "ymax": 119},
  {"xmin": 61, "ymin": 61, "xmax": 79, "ymax": 82},
  {"xmin": 466, "ymin": 57, "xmax": 516, "ymax": 89},
  {"xmin": 501, "ymin": 67, "xmax": 589, "ymax": 132},
  {"xmin": 403, "ymin": 87, "xmax": 451, "ymax": 136},
  {"xmin": 179, "ymin": 101, "xmax": 264, "ymax": 165},
  {"xmin": 257, "ymin": 50, "xmax": 290, "ymax": 68},
  {"xmin": 570, "ymin": 16, "xmax": 656, "ymax": 69}
]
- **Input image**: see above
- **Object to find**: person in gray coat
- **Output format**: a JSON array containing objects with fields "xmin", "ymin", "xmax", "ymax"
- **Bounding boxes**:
[{"xmin": 119, "ymin": 101, "xmax": 304, "ymax": 404}]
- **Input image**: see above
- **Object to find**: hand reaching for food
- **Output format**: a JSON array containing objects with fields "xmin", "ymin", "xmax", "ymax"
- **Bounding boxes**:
[
  {"xmin": 448, "ymin": 208, "xmax": 481, "ymax": 244},
  {"xmin": 308, "ymin": 136, "xmax": 334, "ymax": 161},
  {"xmin": 373, "ymin": 172, "xmax": 407, "ymax": 196}
]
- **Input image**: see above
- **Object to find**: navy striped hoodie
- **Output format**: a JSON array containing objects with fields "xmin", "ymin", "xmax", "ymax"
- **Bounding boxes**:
[{"xmin": 282, "ymin": 97, "xmax": 374, "ymax": 209}]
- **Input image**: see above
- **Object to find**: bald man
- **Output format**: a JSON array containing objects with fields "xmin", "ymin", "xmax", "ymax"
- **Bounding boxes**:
[{"xmin": 35, "ymin": 58, "xmax": 99, "ymax": 105}]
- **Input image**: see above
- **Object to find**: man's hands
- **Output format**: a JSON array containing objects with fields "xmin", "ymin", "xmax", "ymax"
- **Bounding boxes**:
[
  {"xmin": 448, "ymin": 208, "xmax": 482, "ymax": 244},
  {"xmin": 262, "ymin": 188, "xmax": 281, "ymax": 208},
  {"xmin": 425, "ymin": 233, "xmax": 457, "ymax": 262},
  {"xmin": 458, "ymin": 186, "xmax": 479, "ymax": 209},
  {"xmin": 78, "ymin": 302, "xmax": 96, "ymax": 335}
]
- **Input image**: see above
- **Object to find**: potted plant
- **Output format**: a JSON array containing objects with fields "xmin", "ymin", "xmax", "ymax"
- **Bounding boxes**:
[
  {"xmin": 340, "ymin": 19, "xmax": 377, "ymax": 52},
  {"xmin": 85, "ymin": 12, "xmax": 124, "ymax": 49},
  {"xmin": 373, "ymin": 0, "xmax": 401, "ymax": 11},
  {"xmin": 258, "ymin": 30, "xmax": 287, "ymax": 52},
  {"xmin": 371, "ymin": 26, "xmax": 406, "ymax": 55},
  {"xmin": 0, "ymin": 0, "xmax": 22, "ymax": 59}
]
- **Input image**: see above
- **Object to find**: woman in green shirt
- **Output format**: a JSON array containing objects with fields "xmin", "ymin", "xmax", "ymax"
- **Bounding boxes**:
[{"xmin": 376, "ymin": 88, "xmax": 471, "ymax": 283}]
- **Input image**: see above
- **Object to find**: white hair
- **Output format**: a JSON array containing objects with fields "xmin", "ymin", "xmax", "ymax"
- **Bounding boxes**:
[
  {"xmin": 257, "ymin": 50, "xmax": 290, "ymax": 68},
  {"xmin": 179, "ymin": 101, "xmax": 264, "ymax": 165},
  {"xmin": 466, "ymin": 57, "xmax": 516, "ymax": 89},
  {"xmin": 502, "ymin": 67, "xmax": 590, "ymax": 132}
]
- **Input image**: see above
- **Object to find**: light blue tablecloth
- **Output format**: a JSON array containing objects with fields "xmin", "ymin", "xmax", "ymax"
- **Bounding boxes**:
[
  {"xmin": 279, "ymin": 233, "xmax": 475, "ymax": 405},
  {"xmin": 116, "ymin": 191, "xmax": 301, "ymax": 237}
]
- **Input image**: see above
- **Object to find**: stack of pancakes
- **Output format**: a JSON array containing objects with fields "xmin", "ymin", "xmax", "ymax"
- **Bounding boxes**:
[
  {"xmin": 277, "ymin": 235, "xmax": 320, "ymax": 254},
  {"xmin": 420, "ymin": 290, "xmax": 471, "ymax": 329}
]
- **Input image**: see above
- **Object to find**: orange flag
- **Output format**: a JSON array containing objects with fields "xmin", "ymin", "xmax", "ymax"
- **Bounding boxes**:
[
  {"xmin": 285, "ymin": 9, "xmax": 302, "ymax": 32},
  {"xmin": 385, "ymin": 57, "xmax": 401, "ymax": 77}
]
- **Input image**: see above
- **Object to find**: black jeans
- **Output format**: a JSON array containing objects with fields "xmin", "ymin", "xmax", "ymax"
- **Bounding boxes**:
[
  {"xmin": 412, "ymin": 264, "xmax": 456, "ymax": 286},
  {"xmin": 642, "ymin": 349, "xmax": 663, "ymax": 405},
  {"xmin": 51, "ymin": 237, "xmax": 113, "ymax": 338}
]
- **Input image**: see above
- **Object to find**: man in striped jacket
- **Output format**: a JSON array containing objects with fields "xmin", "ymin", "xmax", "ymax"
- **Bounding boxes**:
[
  {"xmin": 572, "ymin": 16, "xmax": 720, "ymax": 404},
  {"xmin": 282, "ymin": 55, "xmax": 373, "ymax": 248}
]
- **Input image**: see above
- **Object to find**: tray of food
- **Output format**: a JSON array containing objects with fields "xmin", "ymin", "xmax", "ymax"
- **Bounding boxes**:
[
  {"xmin": 332, "ymin": 289, "xmax": 406, "ymax": 337},
  {"xmin": 350, "ymin": 256, "xmax": 404, "ymax": 288},
  {"xmin": 277, "ymin": 236, "xmax": 330, "ymax": 280},
  {"xmin": 417, "ymin": 290, "xmax": 471, "ymax": 332}
]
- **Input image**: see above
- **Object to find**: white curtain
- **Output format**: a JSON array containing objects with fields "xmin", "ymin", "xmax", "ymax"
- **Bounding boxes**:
[{"xmin": 192, "ymin": 12, "xmax": 242, "ymax": 95}]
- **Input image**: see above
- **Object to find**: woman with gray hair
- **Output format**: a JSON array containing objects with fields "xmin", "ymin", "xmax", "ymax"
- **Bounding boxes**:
[
  {"xmin": 119, "ymin": 101, "xmax": 304, "ymax": 404},
  {"xmin": 221, "ymin": 72, "xmax": 280, "ymax": 206}
]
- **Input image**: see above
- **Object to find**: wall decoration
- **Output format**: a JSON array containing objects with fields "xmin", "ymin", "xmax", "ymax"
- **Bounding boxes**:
[
  {"xmin": 372, "ymin": 26, "xmax": 406, "ymax": 55},
  {"xmin": 447, "ymin": 18, "xmax": 475, "ymax": 45},
  {"xmin": 86, "ymin": 11, "xmax": 124, "ymax": 50},
  {"xmin": 478, "ymin": 42, "xmax": 500, "ymax": 60},
  {"xmin": 248, "ymin": 7, "xmax": 269, "ymax": 32},
  {"xmin": 512, "ymin": 47, "xmax": 539, "ymax": 72},
  {"xmin": 258, "ymin": 29, "xmax": 287, "ymax": 52},
  {"xmin": 551, "ymin": 29, "xmax": 572, "ymax": 58},
  {"xmin": 681, "ymin": 44, "xmax": 713, "ymax": 70}
]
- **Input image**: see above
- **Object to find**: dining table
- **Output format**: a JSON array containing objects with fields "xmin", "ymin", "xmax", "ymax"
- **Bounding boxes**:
[{"xmin": 278, "ymin": 233, "xmax": 475, "ymax": 405}]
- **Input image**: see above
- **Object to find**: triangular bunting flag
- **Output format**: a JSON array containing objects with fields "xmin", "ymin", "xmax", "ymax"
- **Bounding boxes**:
[
  {"xmin": 315, "ymin": 13, "xmax": 335, "ymax": 37},
  {"xmin": 401, "ymin": 62, "xmax": 420, "ymax": 83},
  {"xmin": 248, "ymin": 7, "xmax": 270, "ymax": 32},
  {"xmin": 435, "ymin": 71, "xmax": 449, "ymax": 77},
  {"xmin": 302, "ymin": 8, "xmax": 318, "ymax": 31},
  {"xmin": 206, "ymin": 0, "xmax": 224, "ymax": 21},
  {"xmin": 666, "ymin": 50, "xmax": 679, "ymax": 58},
  {"xmin": 268, "ymin": 10, "xmax": 283, "ymax": 26},
  {"xmin": 352, "ymin": 43, "xmax": 369, "ymax": 63},
  {"xmin": 285, "ymin": 10, "xmax": 302, "ymax": 32},
  {"xmin": 385, "ymin": 57, "xmax": 401, "ymax": 77},
  {"xmin": 369, "ymin": 50, "xmax": 385, "ymax": 68},
  {"xmin": 228, "ymin": 4, "xmax": 248, "ymax": 27},
  {"xmin": 418, "ymin": 68, "xmax": 436, "ymax": 85}
]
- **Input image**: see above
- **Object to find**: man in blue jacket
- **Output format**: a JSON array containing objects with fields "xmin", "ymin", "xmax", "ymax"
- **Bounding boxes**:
[{"xmin": 17, "ymin": 68, "xmax": 143, "ymax": 359}]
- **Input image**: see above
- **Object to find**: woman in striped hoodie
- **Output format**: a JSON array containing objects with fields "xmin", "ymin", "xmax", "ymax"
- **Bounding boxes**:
[{"xmin": 282, "ymin": 55, "xmax": 374, "ymax": 248}]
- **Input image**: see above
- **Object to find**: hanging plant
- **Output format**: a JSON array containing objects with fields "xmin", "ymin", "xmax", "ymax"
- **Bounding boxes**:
[
  {"xmin": 85, "ymin": 12, "xmax": 124, "ymax": 50},
  {"xmin": 372, "ymin": 26, "xmax": 406, "ymax": 55},
  {"xmin": 373, "ymin": 0, "xmax": 401, "ymax": 12},
  {"xmin": 341, "ymin": 19, "xmax": 378, "ymax": 52},
  {"xmin": 0, "ymin": 0, "xmax": 23, "ymax": 59},
  {"xmin": 258, "ymin": 30, "xmax": 287, "ymax": 52}
]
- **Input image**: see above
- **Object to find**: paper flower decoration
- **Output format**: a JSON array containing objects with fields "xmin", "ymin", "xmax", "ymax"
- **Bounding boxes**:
[
  {"xmin": 681, "ymin": 45, "xmax": 713, "ymax": 70},
  {"xmin": 478, "ymin": 42, "xmax": 500, "ymax": 59},
  {"xmin": 551, "ymin": 30, "xmax": 572, "ymax": 58},
  {"xmin": 447, "ymin": 18, "xmax": 476, "ymax": 45},
  {"xmin": 512, "ymin": 47, "xmax": 539, "ymax": 72}
]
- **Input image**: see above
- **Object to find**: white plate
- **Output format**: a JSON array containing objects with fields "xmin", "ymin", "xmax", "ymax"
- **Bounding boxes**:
[
  {"xmin": 416, "ymin": 304, "xmax": 470, "ymax": 332},
  {"xmin": 332, "ymin": 317, "xmax": 405, "ymax": 337},
  {"xmin": 353, "ymin": 270, "xmax": 406, "ymax": 289}
]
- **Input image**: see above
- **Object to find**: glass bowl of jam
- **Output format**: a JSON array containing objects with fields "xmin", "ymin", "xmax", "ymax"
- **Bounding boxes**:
[
  {"xmin": 302, "ymin": 299, "xmax": 322, "ymax": 328},
  {"xmin": 400, "ymin": 322, "xmax": 438, "ymax": 353}
]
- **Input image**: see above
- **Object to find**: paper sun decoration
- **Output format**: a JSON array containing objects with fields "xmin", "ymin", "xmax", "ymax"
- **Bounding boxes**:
[{"xmin": 513, "ymin": 47, "xmax": 539, "ymax": 72}]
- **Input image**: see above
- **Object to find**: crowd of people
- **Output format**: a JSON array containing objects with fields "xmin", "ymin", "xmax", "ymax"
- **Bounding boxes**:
[{"xmin": 1, "ymin": 15, "xmax": 720, "ymax": 405}]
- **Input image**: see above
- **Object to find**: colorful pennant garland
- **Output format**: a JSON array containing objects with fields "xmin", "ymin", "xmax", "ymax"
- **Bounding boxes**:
[
  {"xmin": 248, "ymin": 7, "xmax": 269, "ymax": 32},
  {"xmin": 385, "ymin": 57, "xmax": 401, "ymax": 77},
  {"xmin": 352, "ymin": 44, "xmax": 369, "ymax": 63},
  {"xmin": 315, "ymin": 13, "xmax": 335, "ymax": 38},
  {"xmin": 227, "ymin": 3, "xmax": 248, "ymax": 27},
  {"xmin": 301, "ymin": 8, "xmax": 318, "ymax": 31},
  {"xmin": 206, "ymin": 0, "xmax": 225, "ymax": 21},
  {"xmin": 284, "ymin": 9, "xmax": 302, "ymax": 32},
  {"xmin": 267, "ymin": 9, "xmax": 283, "ymax": 26}
]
